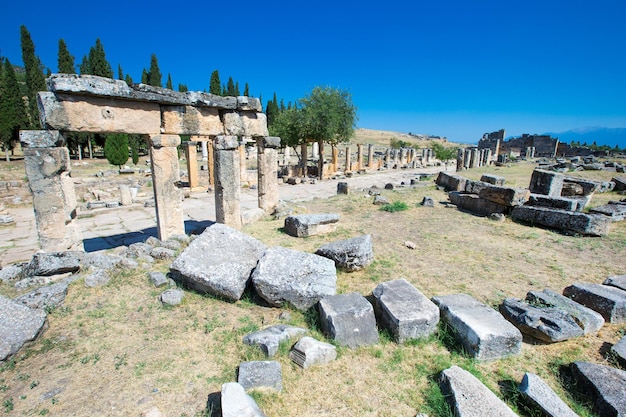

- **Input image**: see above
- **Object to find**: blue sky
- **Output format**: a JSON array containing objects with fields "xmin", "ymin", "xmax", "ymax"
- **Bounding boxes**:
[{"xmin": 2, "ymin": 0, "xmax": 625, "ymax": 144}]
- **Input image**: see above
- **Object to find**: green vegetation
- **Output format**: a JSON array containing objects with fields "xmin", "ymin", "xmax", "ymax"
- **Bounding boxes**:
[
  {"xmin": 103, "ymin": 134, "xmax": 129, "ymax": 168},
  {"xmin": 380, "ymin": 201, "xmax": 409, "ymax": 212}
]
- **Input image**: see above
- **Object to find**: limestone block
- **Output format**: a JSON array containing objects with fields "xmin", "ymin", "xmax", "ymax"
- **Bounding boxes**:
[
  {"xmin": 261, "ymin": 136, "xmax": 282, "ymax": 148},
  {"xmin": 24, "ymin": 251, "xmax": 83, "ymax": 277},
  {"xmin": 14, "ymin": 282, "xmax": 68, "ymax": 311},
  {"xmin": 161, "ymin": 106, "xmax": 224, "ymax": 136},
  {"xmin": 372, "ymin": 278, "xmax": 440, "ymax": 342},
  {"xmin": 526, "ymin": 289, "xmax": 604, "ymax": 335},
  {"xmin": 527, "ymin": 194, "xmax": 585, "ymax": 212},
  {"xmin": 149, "ymin": 134, "xmax": 180, "ymax": 148},
  {"xmin": 570, "ymin": 362, "xmax": 626, "ymax": 417},
  {"xmin": 604, "ymin": 275, "xmax": 626, "ymax": 292},
  {"xmin": 439, "ymin": 365, "xmax": 518, "ymax": 416},
  {"xmin": 242, "ymin": 325, "xmax": 306, "ymax": 357},
  {"xmin": 289, "ymin": 336, "xmax": 337, "ymax": 369},
  {"xmin": 590, "ymin": 203, "xmax": 626, "ymax": 221},
  {"xmin": 47, "ymin": 73, "xmax": 132, "ymax": 96},
  {"xmin": 448, "ymin": 192, "xmax": 508, "ymax": 216},
  {"xmin": 519, "ymin": 373, "xmax": 578, "ymax": 417},
  {"xmin": 612, "ymin": 176, "xmax": 626, "ymax": 192},
  {"xmin": 318, "ymin": 292, "xmax": 379, "ymax": 348},
  {"xmin": 432, "ymin": 293, "xmax": 522, "ymax": 361},
  {"xmin": 38, "ymin": 92, "xmax": 161, "ymax": 134},
  {"xmin": 236, "ymin": 96, "xmax": 262, "ymax": 112},
  {"xmin": 563, "ymin": 283, "xmax": 626, "ymax": 323},
  {"xmin": 237, "ymin": 361, "xmax": 282, "ymax": 392},
  {"xmin": 221, "ymin": 110, "xmax": 245, "ymax": 136},
  {"xmin": 214, "ymin": 135, "xmax": 240, "ymax": 150},
  {"xmin": 478, "ymin": 185, "xmax": 530, "ymax": 206},
  {"xmin": 119, "ymin": 185, "xmax": 132, "ymax": 206},
  {"xmin": 214, "ymin": 142, "xmax": 242, "ymax": 228},
  {"xmin": 480, "ymin": 174, "xmax": 505, "ymax": 186},
  {"xmin": 220, "ymin": 382, "xmax": 267, "ymax": 417},
  {"xmin": 337, "ymin": 182, "xmax": 350, "ymax": 194},
  {"xmin": 315, "ymin": 234, "xmax": 374, "ymax": 272},
  {"xmin": 241, "ymin": 111, "xmax": 269, "ymax": 137},
  {"xmin": 19, "ymin": 130, "xmax": 65, "ymax": 148},
  {"xmin": 563, "ymin": 176, "xmax": 600, "ymax": 195},
  {"xmin": 256, "ymin": 138, "xmax": 279, "ymax": 212},
  {"xmin": 284, "ymin": 213, "xmax": 340, "ymax": 237},
  {"xmin": 160, "ymin": 288, "xmax": 184, "ymax": 306},
  {"xmin": 435, "ymin": 171, "xmax": 467, "ymax": 191},
  {"xmin": 252, "ymin": 246, "xmax": 337, "ymax": 311},
  {"xmin": 511, "ymin": 206, "xmax": 611, "ymax": 236},
  {"xmin": 529, "ymin": 169, "xmax": 563, "ymax": 197},
  {"xmin": 187, "ymin": 91, "xmax": 237, "ymax": 109},
  {"xmin": 0, "ymin": 295, "xmax": 47, "ymax": 361},
  {"xmin": 612, "ymin": 336, "xmax": 626, "ymax": 367}
]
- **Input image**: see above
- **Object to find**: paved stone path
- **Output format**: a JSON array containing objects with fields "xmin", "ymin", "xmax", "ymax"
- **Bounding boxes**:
[{"xmin": 0, "ymin": 167, "xmax": 443, "ymax": 266}]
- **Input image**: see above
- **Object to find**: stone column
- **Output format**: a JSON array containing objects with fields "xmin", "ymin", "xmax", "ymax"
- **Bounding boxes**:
[
  {"xmin": 207, "ymin": 138, "xmax": 215, "ymax": 186},
  {"xmin": 149, "ymin": 134, "xmax": 185, "ymax": 241},
  {"xmin": 312, "ymin": 141, "xmax": 319, "ymax": 159},
  {"xmin": 385, "ymin": 149, "xmax": 391, "ymax": 167},
  {"xmin": 317, "ymin": 140, "xmax": 325, "ymax": 179},
  {"xmin": 357, "ymin": 144, "xmax": 363, "ymax": 170},
  {"xmin": 184, "ymin": 141, "xmax": 199, "ymax": 189},
  {"xmin": 214, "ymin": 136, "xmax": 242, "ymax": 229},
  {"xmin": 300, "ymin": 142, "xmax": 308, "ymax": 177},
  {"xmin": 463, "ymin": 148, "xmax": 471, "ymax": 169},
  {"xmin": 283, "ymin": 146, "xmax": 290, "ymax": 166},
  {"xmin": 20, "ymin": 130, "xmax": 83, "ymax": 252},
  {"xmin": 257, "ymin": 137, "xmax": 280, "ymax": 212},
  {"xmin": 331, "ymin": 145, "xmax": 339, "ymax": 173},
  {"xmin": 368, "ymin": 144, "xmax": 374, "ymax": 169},
  {"xmin": 344, "ymin": 146, "xmax": 351, "ymax": 172},
  {"xmin": 457, "ymin": 148, "xmax": 465, "ymax": 172},
  {"xmin": 484, "ymin": 149, "xmax": 492, "ymax": 166},
  {"xmin": 201, "ymin": 140, "xmax": 208, "ymax": 162},
  {"xmin": 239, "ymin": 143, "xmax": 247, "ymax": 184}
]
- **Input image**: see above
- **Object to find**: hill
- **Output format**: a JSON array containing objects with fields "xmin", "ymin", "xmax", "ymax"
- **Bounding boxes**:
[{"xmin": 545, "ymin": 127, "xmax": 626, "ymax": 149}]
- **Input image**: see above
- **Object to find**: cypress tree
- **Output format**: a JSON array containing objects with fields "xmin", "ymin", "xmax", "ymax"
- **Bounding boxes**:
[
  {"xmin": 178, "ymin": 84, "xmax": 188, "ymax": 92},
  {"xmin": 141, "ymin": 69, "xmax": 149, "ymax": 84},
  {"xmin": 125, "ymin": 74, "xmax": 133, "ymax": 85},
  {"xmin": 104, "ymin": 134, "xmax": 129, "ymax": 168},
  {"xmin": 166, "ymin": 73, "xmax": 173, "ymax": 90},
  {"xmin": 88, "ymin": 39, "xmax": 113, "ymax": 78},
  {"xmin": 235, "ymin": 81, "xmax": 240, "ymax": 96},
  {"xmin": 209, "ymin": 70, "xmax": 221, "ymax": 95},
  {"xmin": 117, "ymin": 64, "xmax": 124, "ymax": 80},
  {"xmin": 20, "ymin": 25, "xmax": 46, "ymax": 128},
  {"xmin": 57, "ymin": 39, "xmax": 75, "ymax": 73},
  {"xmin": 226, "ymin": 77, "xmax": 236, "ymax": 96},
  {"xmin": 79, "ymin": 55, "xmax": 91, "ymax": 75},
  {"xmin": 243, "ymin": 82, "xmax": 249, "ymax": 96},
  {"xmin": 147, "ymin": 54, "xmax": 162, "ymax": 87},
  {"xmin": 0, "ymin": 59, "xmax": 30, "ymax": 160}
]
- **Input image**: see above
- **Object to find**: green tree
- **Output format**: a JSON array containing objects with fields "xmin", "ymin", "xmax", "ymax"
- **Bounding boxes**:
[
  {"xmin": 166, "ymin": 73, "xmax": 173, "ymax": 90},
  {"xmin": 0, "ymin": 59, "xmax": 30, "ymax": 160},
  {"xmin": 265, "ymin": 92, "xmax": 280, "ymax": 128},
  {"xmin": 20, "ymin": 25, "xmax": 46, "ymax": 128},
  {"xmin": 431, "ymin": 141, "xmax": 457, "ymax": 170},
  {"xmin": 125, "ymin": 74, "xmax": 133, "ymax": 85},
  {"xmin": 79, "ymin": 55, "xmax": 91, "ymax": 75},
  {"xmin": 104, "ymin": 134, "xmax": 129, "ymax": 168},
  {"xmin": 178, "ymin": 84, "xmax": 188, "ymax": 92},
  {"xmin": 141, "ymin": 69, "xmax": 149, "ymax": 84},
  {"xmin": 209, "ymin": 70, "xmax": 221, "ymax": 95},
  {"xmin": 117, "ymin": 64, "xmax": 124, "ymax": 80},
  {"xmin": 129, "ymin": 135, "xmax": 141, "ymax": 165},
  {"xmin": 147, "ymin": 54, "xmax": 162, "ymax": 87},
  {"xmin": 243, "ymin": 82, "xmax": 249, "ymax": 96},
  {"xmin": 225, "ymin": 77, "xmax": 236, "ymax": 96},
  {"xmin": 235, "ymin": 81, "xmax": 240, "ymax": 96},
  {"xmin": 299, "ymin": 86, "xmax": 357, "ymax": 146},
  {"xmin": 87, "ymin": 39, "xmax": 113, "ymax": 78},
  {"xmin": 57, "ymin": 39, "xmax": 75, "ymax": 73}
]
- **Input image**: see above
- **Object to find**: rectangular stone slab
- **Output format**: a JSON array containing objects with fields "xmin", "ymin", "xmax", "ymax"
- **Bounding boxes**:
[
  {"xmin": 432, "ymin": 293, "xmax": 522, "ymax": 361},
  {"xmin": 448, "ymin": 192, "xmax": 508, "ymax": 216},
  {"xmin": 478, "ymin": 184, "xmax": 530, "ymax": 206},
  {"xmin": 511, "ymin": 206, "xmax": 611, "ymax": 236},
  {"xmin": 563, "ymin": 282, "xmax": 626, "ymax": 323}
]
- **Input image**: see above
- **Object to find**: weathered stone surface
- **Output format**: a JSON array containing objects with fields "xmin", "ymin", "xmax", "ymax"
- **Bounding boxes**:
[
  {"xmin": 160, "ymin": 288, "xmax": 184, "ymax": 306},
  {"xmin": 82, "ymin": 253, "xmax": 123, "ymax": 270},
  {"xmin": 315, "ymin": 234, "xmax": 373, "ymax": 272},
  {"xmin": 372, "ymin": 279, "xmax": 439, "ymax": 343},
  {"xmin": 439, "ymin": 365, "xmax": 518, "ymax": 417},
  {"xmin": 237, "ymin": 361, "xmax": 282, "ymax": 392},
  {"xmin": 284, "ymin": 213, "xmax": 340, "ymax": 237},
  {"xmin": 256, "ymin": 138, "xmax": 279, "ymax": 212},
  {"xmin": 242, "ymin": 325, "xmax": 306, "ymax": 357},
  {"xmin": 570, "ymin": 361, "xmax": 626, "ymax": 417},
  {"xmin": 318, "ymin": 292, "xmax": 379, "ymax": 348},
  {"xmin": 24, "ymin": 251, "xmax": 83, "ymax": 277},
  {"xmin": 337, "ymin": 182, "xmax": 349, "ymax": 194},
  {"xmin": 563, "ymin": 176, "xmax": 600, "ymax": 196},
  {"xmin": 526, "ymin": 289, "xmax": 605, "ymax": 335},
  {"xmin": 436, "ymin": 171, "xmax": 466, "ymax": 191},
  {"xmin": 373, "ymin": 195, "xmax": 389, "ymax": 205},
  {"xmin": 604, "ymin": 275, "xmax": 626, "ymax": 292},
  {"xmin": 252, "ymin": 247, "xmax": 336, "ymax": 311},
  {"xmin": 289, "ymin": 336, "xmax": 337, "ymax": 369},
  {"xmin": 480, "ymin": 174, "xmax": 505, "ymax": 186},
  {"xmin": 448, "ymin": 192, "xmax": 508, "ymax": 216},
  {"xmin": 149, "ymin": 272, "xmax": 169, "ymax": 288},
  {"xmin": 214, "ymin": 139, "xmax": 242, "ymax": 229},
  {"xmin": 519, "ymin": 372, "xmax": 578, "ymax": 417},
  {"xmin": 527, "ymin": 194, "xmax": 586, "ymax": 212},
  {"xmin": 150, "ymin": 247, "xmax": 176, "ymax": 260},
  {"xmin": 19, "ymin": 130, "xmax": 65, "ymax": 148},
  {"xmin": 241, "ymin": 111, "xmax": 269, "ymax": 137},
  {"xmin": 591, "ymin": 203, "xmax": 626, "ymax": 221},
  {"xmin": 529, "ymin": 169, "xmax": 564, "ymax": 197},
  {"xmin": 478, "ymin": 184, "xmax": 530, "ymax": 206},
  {"xmin": 511, "ymin": 206, "xmax": 611, "ymax": 236},
  {"xmin": 612, "ymin": 336, "xmax": 626, "ymax": 367},
  {"xmin": 432, "ymin": 293, "xmax": 522, "ymax": 361},
  {"xmin": 84, "ymin": 269, "xmax": 110, "ymax": 287},
  {"xmin": 421, "ymin": 196, "xmax": 435, "ymax": 207},
  {"xmin": 170, "ymin": 223, "xmax": 266, "ymax": 301},
  {"xmin": 161, "ymin": 106, "xmax": 223, "ymax": 136},
  {"xmin": 221, "ymin": 111, "xmax": 245, "ymax": 136},
  {"xmin": 563, "ymin": 283, "xmax": 626, "ymax": 323},
  {"xmin": 0, "ymin": 295, "xmax": 47, "ymax": 361},
  {"xmin": 0, "ymin": 264, "xmax": 26, "ymax": 282},
  {"xmin": 499, "ymin": 298, "xmax": 584, "ymax": 343},
  {"xmin": 612, "ymin": 176, "xmax": 626, "ymax": 192},
  {"xmin": 14, "ymin": 282, "xmax": 68, "ymax": 310},
  {"xmin": 220, "ymin": 382, "xmax": 267, "ymax": 417}
]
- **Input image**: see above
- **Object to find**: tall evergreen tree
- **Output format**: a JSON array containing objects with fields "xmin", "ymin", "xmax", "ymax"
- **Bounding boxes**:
[
  {"xmin": 178, "ymin": 83, "xmax": 188, "ymax": 92},
  {"xmin": 226, "ymin": 77, "xmax": 236, "ymax": 96},
  {"xmin": 20, "ymin": 25, "xmax": 46, "ymax": 128},
  {"xmin": 209, "ymin": 70, "xmax": 221, "ymax": 95},
  {"xmin": 265, "ymin": 92, "xmax": 280, "ymax": 128},
  {"xmin": 117, "ymin": 64, "xmax": 124, "ymax": 80},
  {"xmin": 141, "ymin": 69, "xmax": 149, "ymax": 84},
  {"xmin": 104, "ymin": 134, "xmax": 129, "ymax": 168},
  {"xmin": 57, "ymin": 39, "xmax": 75, "ymax": 73},
  {"xmin": 79, "ymin": 55, "xmax": 91, "ymax": 75},
  {"xmin": 0, "ymin": 59, "xmax": 30, "ymax": 160},
  {"xmin": 87, "ymin": 39, "xmax": 113, "ymax": 78},
  {"xmin": 235, "ymin": 81, "xmax": 240, "ymax": 96},
  {"xmin": 125, "ymin": 74, "xmax": 133, "ymax": 85},
  {"xmin": 243, "ymin": 82, "xmax": 249, "ymax": 96},
  {"xmin": 147, "ymin": 54, "xmax": 162, "ymax": 87},
  {"xmin": 166, "ymin": 73, "xmax": 173, "ymax": 90}
]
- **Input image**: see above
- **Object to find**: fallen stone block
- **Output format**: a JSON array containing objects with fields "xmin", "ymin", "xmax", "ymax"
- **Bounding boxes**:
[
  {"xmin": 421, "ymin": 196, "xmax": 435, "ymax": 207},
  {"xmin": 480, "ymin": 174, "xmax": 505, "ymax": 186},
  {"xmin": 284, "ymin": 213, "xmax": 340, "ymax": 237},
  {"xmin": 499, "ymin": 298, "xmax": 584, "ymax": 343},
  {"xmin": 319, "ymin": 292, "xmax": 379, "ymax": 348},
  {"xmin": 237, "ymin": 361, "xmax": 282, "ymax": 392},
  {"xmin": 570, "ymin": 361, "xmax": 626, "ymax": 417},
  {"xmin": 160, "ymin": 288, "xmax": 184, "ymax": 306},
  {"xmin": 0, "ymin": 264, "xmax": 26, "ymax": 282},
  {"xmin": 24, "ymin": 251, "xmax": 84, "ymax": 277},
  {"xmin": 435, "ymin": 171, "xmax": 466, "ymax": 191},
  {"xmin": 372, "ymin": 278, "xmax": 439, "ymax": 343},
  {"xmin": 590, "ymin": 203, "xmax": 626, "ymax": 221},
  {"xmin": 511, "ymin": 206, "xmax": 611, "ymax": 236},
  {"xmin": 563, "ymin": 283, "xmax": 626, "ymax": 323},
  {"xmin": 526, "ymin": 289, "xmax": 605, "ymax": 335},
  {"xmin": 0, "ymin": 295, "xmax": 47, "ymax": 361},
  {"xmin": 337, "ymin": 182, "xmax": 349, "ymax": 194},
  {"xmin": 478, "ymin": 184, "xmax": 530, "ymax": 206},
  {"xmin": 252, "ymin": 246, "xmax": 336, "ymax": 311},
  {"xmin": 613, "ymin": 176, "xmax": 626, "ymax": 191},
  {"xmin": 464, "ymin": 179, "xmax": 490, "ymax": 194},
  {"xmin": 170, "ymin": 223, "xmax": 267, "ymax": 301},
  {"xmin": 529, "ymin": 169, "xmax": 563, "ymax": 197},
  {"xmin": 448, "ymin": 192, "xmax": 508, "ymax": 216},
  {"xmin": 289, "ymin": 336, "xmax": 337, "ymax": 369},
  {"xmin": 432, "ymin": 293, "xmax": 522, "ymax": 361},
  {"xmin": 519, "ymin": 372, "xmax": 578, "ymax": 417},
  {"xmin": 149, "ymin": 272, "xmax": 168, "ymax": 288},
  {"xmin": 84, "ymin": 269, "xmax": 110, "ymax": 287},
  {"xmin": 612, "ymin": 336, "xmax": 626, "ymax": 367},
  {"xmin": 439, "ymin": 365, "xmax": 518, "ymax": 416},
  {"xmin": 242, "ymin": 325, "xmax": 306, "ymax": 357},
  {"xmin": 604, "ymin": 275, "xmax": 626, "ymax": 292},
  {"xmin": 315, "ymin": 234, "xmax": 373, "ymax": 272},
  {"xmin": 14, "ymin": 282, "xmax": 68, "ymax": 311},
  {"xmin": 563, "ymin": 176, "xmax": 601, "ymax": 195},
  {"xmin": 527, "ymin": 194, "xmax": 586, "ymax": 212},
  {"xmin": 220, "ymin": 382, "xmax": 267, "ymax": 417}
]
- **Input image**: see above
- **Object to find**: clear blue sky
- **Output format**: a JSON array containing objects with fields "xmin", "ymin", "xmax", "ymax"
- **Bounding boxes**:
[{"xmin": 2, "ymin": 0, "xmax": 625, "ymax": 144}]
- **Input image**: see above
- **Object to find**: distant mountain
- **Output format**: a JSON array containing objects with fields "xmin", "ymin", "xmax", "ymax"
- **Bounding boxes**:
[{"xmin": 544, "ymin": 127, "xmax": 626, "ymax": 149}]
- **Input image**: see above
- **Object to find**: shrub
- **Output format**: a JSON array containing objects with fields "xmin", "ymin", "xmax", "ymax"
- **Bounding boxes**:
[{"xmin": 380, "ymin": 201, "xmax": 409, "ymax": 212}]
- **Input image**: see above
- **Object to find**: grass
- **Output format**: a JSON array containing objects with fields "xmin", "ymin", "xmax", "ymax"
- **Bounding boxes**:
[
  {"xmin": 380, "ymin": 201, "xmax": 409, "ymax": 212},
  {"xmin": 0, "ymin": 158, "xmax": 625, "ymax": 416}
]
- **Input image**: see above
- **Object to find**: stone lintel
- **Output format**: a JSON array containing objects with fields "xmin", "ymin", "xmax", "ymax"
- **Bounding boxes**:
[
  {"xmin": 161, "ymin": 106, "xmax": 224, "ymax": 136},
  {"xmin": 260, "ymin": 136, "xmax": 282, "ymax": 149},
  {"xmin": 149, "ymin": 134, "xmax": 181, "ymax": 148},
  {"xmin": 20, "ymin": 130, "xmax": 65, "ymax": 148},
  {"xmin": 215, "ymin": 136, "xmax": 240, "ymax": 150},
  {"xmin": 237, "ymin": 96, "xmax": 262, "ymax": 112},
  {"xmin": 241, "ymin": 111, "xmax": 269, "ymax": 137}
]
